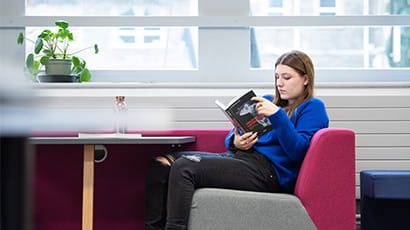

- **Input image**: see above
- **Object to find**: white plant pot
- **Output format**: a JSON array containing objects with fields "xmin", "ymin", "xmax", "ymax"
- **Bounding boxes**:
[{"xmin": 45, "ymin": 59, "xmax": 72, "ymax": 75}]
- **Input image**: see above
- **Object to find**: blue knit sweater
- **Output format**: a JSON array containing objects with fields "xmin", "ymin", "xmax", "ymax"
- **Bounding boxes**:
[{"xmin": 224, "ymin": 97, "xmax": 329, "ymax": 192}]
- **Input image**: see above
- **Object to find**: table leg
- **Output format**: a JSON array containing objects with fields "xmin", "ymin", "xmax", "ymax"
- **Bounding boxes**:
[{"xmin": 82, "ymin": 144, "xmax": 95, "ymax": 230}]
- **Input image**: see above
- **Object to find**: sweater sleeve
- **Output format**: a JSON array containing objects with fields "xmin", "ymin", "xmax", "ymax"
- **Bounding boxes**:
[
  {"xmin": 224, "ymin": 129, "xmax": 235, "ymax": 150},
  {"xmin": 267, "ymin": 98, "xmax": 329, "ymax": 162}
]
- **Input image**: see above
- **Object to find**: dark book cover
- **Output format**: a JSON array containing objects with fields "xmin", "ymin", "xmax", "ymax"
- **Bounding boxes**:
[{"xmin": 215, "ymin": 90, "xmax": 273, "ymax": 137}]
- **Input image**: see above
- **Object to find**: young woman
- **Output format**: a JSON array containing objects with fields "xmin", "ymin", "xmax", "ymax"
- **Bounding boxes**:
[{"xmin": 144, "ymin": 50, "xmax": 329, "ymax": 230}]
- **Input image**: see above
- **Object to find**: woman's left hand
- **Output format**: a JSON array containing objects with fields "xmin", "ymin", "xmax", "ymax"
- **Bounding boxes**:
[
  {"xmin": 252, "ymin": 96, "xmax": 279, "ymax": 116},
  {"xmin": 233, "ymin": 128, "xmax": 258, "ymax": 150}
]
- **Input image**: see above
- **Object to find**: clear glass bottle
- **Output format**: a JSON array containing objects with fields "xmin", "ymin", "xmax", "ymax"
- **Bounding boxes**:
[{"xmin": 114, "ymin": 96, "xmax": 128, "ymax": 134}]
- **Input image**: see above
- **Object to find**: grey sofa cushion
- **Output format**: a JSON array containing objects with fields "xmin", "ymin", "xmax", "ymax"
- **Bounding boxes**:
[{"xmin": 188, "ymin": 188, "xmax": 317, "ymax": 230}]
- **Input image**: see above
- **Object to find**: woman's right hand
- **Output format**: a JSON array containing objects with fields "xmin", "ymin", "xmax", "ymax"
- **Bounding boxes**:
[{"xmin": 233, "ymin": 128, "xmax": 258, "ymax": 150}]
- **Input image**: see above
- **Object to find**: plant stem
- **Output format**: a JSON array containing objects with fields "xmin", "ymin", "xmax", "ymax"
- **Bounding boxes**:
[
  {"xmin": 63, "ymin": 38, "xmax": 69, "ymax": 59},
  {"xmin": 25, "ymin": 38, "xmax": 36, "ymax": 44},
  {"xmin": 68, "ymin": 46, "xmax": 94, "ymax": 56},
  {"xmin": 50, "ymin": 37, "xmax": 57, "ymax": 58}
]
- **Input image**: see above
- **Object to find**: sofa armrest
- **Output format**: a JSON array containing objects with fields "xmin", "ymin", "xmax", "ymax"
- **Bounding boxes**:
[{"xmin": 294, "ymin": 128, "xmax": 356, "ymax": 230}]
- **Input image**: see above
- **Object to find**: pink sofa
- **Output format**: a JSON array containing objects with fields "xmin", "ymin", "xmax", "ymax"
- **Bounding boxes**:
[
  {"xmin": 294, "ymin": 128, "xmax": 356, "ymax": 230},
  {"xmin": 33, "ymin": 128, "xmax": 355, "ymax": 230},
  {"xmin": 187, "ymin": 128, "xmax": 356, "ymax": 230}
]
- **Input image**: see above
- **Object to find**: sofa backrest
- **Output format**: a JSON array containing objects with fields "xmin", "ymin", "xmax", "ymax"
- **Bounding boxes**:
[{"xmin": 294, "ymin": 128, "xmax": 356, "ymax": 230}]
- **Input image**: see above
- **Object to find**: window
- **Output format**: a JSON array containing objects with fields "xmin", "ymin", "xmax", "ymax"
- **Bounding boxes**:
[
  {"xmin": 1, "ymin": 0, "xmax": 409, "ymax": 82},
  {"xmin": 250, "ymin": 0, "xmax": 410, "ymax": 16},
  {"xmin": 320, "ymin": 0, "xmax": 335, "ymax": 8},
  {"xmin": 24, "ymin": 0, "xmax": 198, "ymax": 69},
  {"xmin": 251, "ymin": 26, "xmax": 410, "ymax": 69},
  {"xmin": 25, "ymin": 0, "xmax": 197, "ymax": 16},
  {"xmin": 319, "ymin": 0, "xmax": 336, "ymax": 15},
  {"xmin": 250, "ymin": 0, "xmax": 410, "ymax": 72}
]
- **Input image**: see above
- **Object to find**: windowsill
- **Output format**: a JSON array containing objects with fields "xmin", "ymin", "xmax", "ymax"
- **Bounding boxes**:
[{"xmin": 31, "ymin": 81, "xmax": 410, "ymax": 89}]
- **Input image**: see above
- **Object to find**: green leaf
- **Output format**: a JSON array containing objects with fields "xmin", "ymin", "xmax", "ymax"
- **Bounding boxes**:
[
  {"xmin": 40, "ymin": 56, "xmax": 50, "ymax": 65},
  {"xmin": 68, "ymin": 32, "xmax": 74, "ymax": 41},
  {"xmin": 57, "ymin": 28, "xmax": 67, "ymax": 39},
  {"xmin": 17, "ymin": 33, "xmax": 24, "ymax": 44},
  {"xmin": 25, "ymin": 56, "xmax": 40, "ymax": 75},
  {"xmin": 79, "ymin": 68, "xmax": 91, "ymax": 82},
  {"xmin": 72, "ymin": 56, "xmax": 86, "ymax": 67},
  {"xmin": 31, "ymin": 61, "xmax": 41, "ymax": 74},
  {"xmin": 94, "ymin": 44, "xmax": 99, "ymax": 54},
  {"xmin": 72, "ymin": 56, "xmax": 81, "ymax": 66},
  {"xmin": 42, "ymin": 49, "xmax": 53, "ymax": 56},
  {"xmin": 34, "ymin": 38, "xmax": 43, "ymax": 54},
  {"xmin": 55, "ymin": 20, "xmax": 69, "ymax": 29},
  {"xmin": 71, "ymin": 66, "xmax": 81, "ymax": 75},
  {"xmin": 26, "ymin": 54, "xmax": 34, "ymax": 70},
  {"xmin": 39, "ymin": 30, "xmax": 52, "ymax": 40}
]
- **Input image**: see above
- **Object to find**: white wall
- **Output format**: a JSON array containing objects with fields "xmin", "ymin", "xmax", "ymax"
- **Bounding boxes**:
[{"xmin": 33, "ymin": 82, "xmax": 410, "ymax": 198}]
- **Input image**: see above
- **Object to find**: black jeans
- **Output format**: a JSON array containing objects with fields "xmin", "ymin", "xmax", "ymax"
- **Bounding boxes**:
[{"xmin": 144, "ymin": 150, "xmax": 282, "ymax": 230}]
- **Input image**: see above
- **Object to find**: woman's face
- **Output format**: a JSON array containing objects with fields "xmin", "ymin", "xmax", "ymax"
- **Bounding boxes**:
[{"xmin": 275, "ymin": 64, "xmax": 308, "ymax": 105}]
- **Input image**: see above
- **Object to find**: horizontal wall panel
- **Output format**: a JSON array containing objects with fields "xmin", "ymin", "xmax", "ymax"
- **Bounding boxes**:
[
  {"xmin": 330, "ymin": 121, "xmax": 410, "ymax": 134},
  {"xmin": 40, "ymin": 95, "xmax": 410, "ymax": 109},
  {"xmin": 175, "ymin": 109, "xmax": 410, "ymax": 124},
  {"xmin": 36, "ymin": 92, "xmax": 410, "ymax": 109},
  {"xmin": 173, "ymin": 109, "xmax": 410, "ymax": 123},
  {"xmin": 357, "ymin": 147, "xmax": 410, "ymax": 160},
  {"xmin": 357, "ymin": 160, "xmax": 410, "ymax": 171},
  {"xmin": 321, "ymin": 95, "xmax": 410, "ymax": 108},
  {"xmin": 173, "ymin": 121, "xmax": 233, "ymax": 129},
  {"xmin": 174, "ymin": 109, "xmax": 227, "ymax": 121},
  {"xmin": 38, "ymin": 96, "xmax": 222, "ymax": 108},
  {"xmin": 356, "ymin": 134, "xmax": 410, "ymax": 147},
  {"xmin": 34, "ymin": 105, "xmax": 410, "ymax": 127},
  {"xmin": 327, "ymin": 108, "xmax": 410, "ymax": 121}
]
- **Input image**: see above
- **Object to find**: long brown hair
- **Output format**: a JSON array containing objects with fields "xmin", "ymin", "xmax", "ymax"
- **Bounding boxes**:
[{"xmin": 273, "ymin": 50, "xmax": 315, "ymax": 117}]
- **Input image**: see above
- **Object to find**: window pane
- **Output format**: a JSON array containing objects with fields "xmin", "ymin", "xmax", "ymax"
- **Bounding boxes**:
[
  {"xmin": 269, "ymin": 0, "xmax": 283, "ymax": 8},
  {"xmin": 25, "ymin": 27, "xmax": 198, "ymax": 69},
  {"xmin": 250, "ymin": 0, "xmax": 410, "ymax": 16},
  {"xmin": 320, "ymin": 0, "xmax": 335, "ymax": 8},
  {"xmin": 250, "ymin": 26, "xmax": 410, "ymax": 68},
  {"xmin": 26, "ymin": 0, "xmax": 198, "ymax": 16}
]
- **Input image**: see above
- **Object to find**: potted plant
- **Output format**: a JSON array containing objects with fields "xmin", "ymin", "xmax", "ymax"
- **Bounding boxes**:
[{"xmin": 17, "ymin": 20, "xmax": 99, "ymax": 82}]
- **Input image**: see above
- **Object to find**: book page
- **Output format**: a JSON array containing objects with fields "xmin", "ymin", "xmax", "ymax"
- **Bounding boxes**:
[{"xmin": 215, "ymin": 100, "xmax": 227, "ymax": 110}]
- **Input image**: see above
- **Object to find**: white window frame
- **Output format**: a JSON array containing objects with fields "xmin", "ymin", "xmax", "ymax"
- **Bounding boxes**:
[{"xmin": 1, "ymin": 0, "xmax": 410, "ymax": 83}]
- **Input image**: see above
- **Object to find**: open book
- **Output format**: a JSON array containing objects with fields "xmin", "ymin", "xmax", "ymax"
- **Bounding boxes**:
[{"xmin": 215, "ymin": 90, "xmax": 273, "ymax": 137}]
